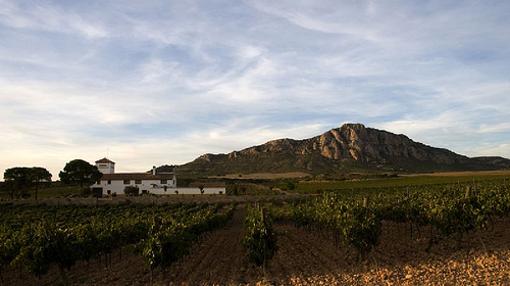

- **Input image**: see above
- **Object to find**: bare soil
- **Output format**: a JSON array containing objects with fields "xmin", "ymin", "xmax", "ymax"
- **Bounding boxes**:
[
  {"xmin": 263, "ymin": 220, "xmax": 510, "ymax": 285},
  {"xmin": 4, "ymin": 194, "xmax": 308, "ymax": 206},
  {"xmin": 402, "ymin": 169, "xmax": 510, "ymax": 177},
  {"xmin": 3, "ymin": 210, "xmax": 510, "ymax": 285},
  {"xmin": 208, "ymin": 172, "xmax": 312, "ymax": 180}
]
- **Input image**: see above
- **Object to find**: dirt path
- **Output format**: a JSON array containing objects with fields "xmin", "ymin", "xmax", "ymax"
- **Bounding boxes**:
[
  {"xmin": 2, "ymin": 205, "xmax": 257, "ymax": 286},
  {"xmin": 3, "ymin": 211, "xmax": 510, "ymax": 285},
  {"xmin": 262, "ymin": 220, "xmax": 510, "ymax": 285},
  {"xmin": 264, "ymin": 224, "xmax": 351, "ymax": 285},
  {"xmin": 155, "ymin": 205, "xmax": 262, "ymax": 285}
]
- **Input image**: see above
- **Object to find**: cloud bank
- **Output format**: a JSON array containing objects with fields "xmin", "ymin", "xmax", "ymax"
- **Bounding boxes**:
[{"xmin": 1, "ymin": 0, "xmax": 509, "ymax": 176}]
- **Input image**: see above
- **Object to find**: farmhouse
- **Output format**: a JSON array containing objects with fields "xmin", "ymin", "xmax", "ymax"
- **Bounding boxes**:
[{"xmin": 90, "ymin": 158, "xmax": 177, "ymax": 195}]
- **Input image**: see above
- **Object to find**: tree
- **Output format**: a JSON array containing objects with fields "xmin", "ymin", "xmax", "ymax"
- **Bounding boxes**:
[
  {"xmin": 59, "ymin": 159, "xmax": 101, "ymax": 189},
  {"xmin": 3, "ymin": 167, "xmax": 32, "ymax": 199},
  {"xmin": 285, "ymin": 181, "xmax": 296, "ymax": 191},
  {"xmin": 124, "ymin": 186, "xmax": 139, "ymax": 196},
  {"xmin": 30, "ymin": 167, "xmax": 52, "ymax": 201}
]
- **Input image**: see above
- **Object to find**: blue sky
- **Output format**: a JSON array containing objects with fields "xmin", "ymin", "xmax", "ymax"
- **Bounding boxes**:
[{"xmin": 1, "ymin": 0, "xmax": 509, "ymax": 177}]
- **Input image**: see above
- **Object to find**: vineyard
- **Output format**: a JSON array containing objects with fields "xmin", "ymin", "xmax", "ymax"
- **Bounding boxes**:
[
  {"xmin": 0, "ymin": 203, "xmax": 234, "ymax": 284},
  {"xmin": 243, "ymin": 204, "xmax": 277, "ymax": 269},
  {"xmin": 1, "ymin": 178, "xmax": 510, "ymax": 285},
  {"xmin": 274, "ymin": 179, "xmax": 510, "ymax": 257}
]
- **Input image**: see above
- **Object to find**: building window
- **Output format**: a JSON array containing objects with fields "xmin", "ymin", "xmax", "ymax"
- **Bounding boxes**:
[
  {"xmin": 123, "ymin": 180, "xmax": 130, "ymax": 184},
  {"xmin": 161, "ymin": 179, "xmax": 167, "ymax": 184},
  {"xmin": 135, "ymin": 180, "xmax": 142, "ymax": 184},
  {"xmin": 108, "ymin": 180, "xmax": 111, "ymax": 185}
]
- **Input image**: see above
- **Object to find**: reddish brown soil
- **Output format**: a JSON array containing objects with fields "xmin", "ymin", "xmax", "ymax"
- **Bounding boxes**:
[
  {"xmin": 1, "ymin": 206, "xmax": 257, "ymax": 286},
  {"xmin": 3, "ymin": 211, "xmax": 510, "ymax": 285},
  {"xmin": 264, "ymin": 220, "xmax": 510, "ymax": 285},
  {"xmin": 161, "ymin": 205, "xmax": 261, "ymax": 285}
]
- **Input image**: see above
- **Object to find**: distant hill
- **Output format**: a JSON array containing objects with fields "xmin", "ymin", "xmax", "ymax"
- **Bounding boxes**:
[{"xmin": 177, "ymin": 123, "xmax": 510, "ymax": 176}]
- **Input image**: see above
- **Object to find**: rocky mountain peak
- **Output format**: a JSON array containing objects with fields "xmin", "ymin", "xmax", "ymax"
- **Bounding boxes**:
[
  {"xmin": 180, "ymin": 123, "xmax": 510, "ymax": 175},
  {"xmin": 340, "ymin": 123, "xmax": 366, "ymax": 130}
]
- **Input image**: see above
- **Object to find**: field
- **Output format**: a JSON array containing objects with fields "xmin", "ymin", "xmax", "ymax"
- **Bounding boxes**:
[
  {"xmin": 0, "ymin": 184, "xmax": 83, "ymax": 200},
  {"xmin": 1, "ymin": 171, "xmax": 510, "ymax": 285},
  {"xmin": 294, "ymin": 171, "xmax": 510, "ymax": 194},
  {"xmin": 208, "ymin": 172, "xmax": 312, "ymax": 180}
]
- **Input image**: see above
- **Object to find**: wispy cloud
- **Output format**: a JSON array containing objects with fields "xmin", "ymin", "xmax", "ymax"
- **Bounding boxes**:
[
  {"xmin": 0, "ymin": 0, "xmax": 108, "ymax": 38},
  {"xmin": 0, "ymin": 0, "xmax": 509, "ymax": 176}
]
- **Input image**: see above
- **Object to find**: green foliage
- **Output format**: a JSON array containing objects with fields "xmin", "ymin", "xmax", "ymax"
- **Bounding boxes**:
[
  {"xmin": 226, "ymin": 183, "xmax": 277, "ymax": 196},
  {"xmin": 142, "ymin": 217, "xmax": 193, "ymax": 269},
  {"xmin": 3, "ymin": 167, "xmax": 32, "ymax": 199},
  {"xmin": 243, "ymin": 205, "xmax": 277, "ymax": 267},
  {"xmin": 3, "ymin": 167, "xmax": 32, "ymax": 188},
  {"xmin": 3, "ymin": 167, "xmax": 52, "ymax": 199},
  {"xmin": 22, "ymin": 183, "xmax": 82, "ymax": 199},
  {"xmin": 0, "ymin": 203, "xmax": 233, "ymax": 280},
  {"xmin": 295, "ymin": 175, "xmax": 510, "ymax": 194},
  {"xmin": 292, "ymin": 194, "xmax": 382, "ymax": 258},
  {"xmin": 0, "ymin": 227, "xmax": 20, "ymax": 276},
  {"xmin": 141, "ymin": 205, "xmax": 234, "ymax": 270},
  {"xmin": 427, "ymin": 190, "xmax": 489, "ymax": 239},
  {"xmin": 84, "ymin": 186, "xmax": 104, "ymax": 198},
  {"xmin": 17, "ymin": 223, "xmax": 77, "ymax": 277},
  {"xmin": 30, "ymin": 167, "xmax": 52, "ymax": 182},
  {"xmin": 124, "ymin": 185, "xmax": 140, "ymax": 196},
  {"xmin": 286, "ymin": 181, "xmax": 296, "ymax": 191},
  {"xmin": 30, "ymin": 167, "xmax": 52, "ymax": 200},
  {"xmin": 342, "ymin": 204, "xmax": 381, "ymax": 258},
  {"xmin": 287, "ymin": 179, "xmax": 510, "ymax": 256},
  {"xmin": 59, "ymin": 159, "xmax": 101, "ymax": 188}
]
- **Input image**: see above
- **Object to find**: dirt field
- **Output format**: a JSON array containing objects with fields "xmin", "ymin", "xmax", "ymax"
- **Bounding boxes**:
[
  {"xmin": 208, "ymin": 172, "xmax": 312, "ymax": 180},
  {"xmin": 3, "ymin": 207, "xmax": 510, "ymax": 285},
  {"xmin": 402, "ymin": 169, "xmax": 510, "ymax": 177},
  {"xmin": 2, "ymin": 194, "xmax": 308, "ymax": 206}
]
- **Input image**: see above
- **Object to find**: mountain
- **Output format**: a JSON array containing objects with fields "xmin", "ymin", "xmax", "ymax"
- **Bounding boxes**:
[{"xmin": 178, "ymin": 123, "xmax": 510, "ymax": 176}]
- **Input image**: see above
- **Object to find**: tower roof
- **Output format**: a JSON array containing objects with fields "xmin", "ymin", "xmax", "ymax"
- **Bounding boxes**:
[{"xmin": 95, "ymin": 158, "xmax": 115, "ymax": 164}]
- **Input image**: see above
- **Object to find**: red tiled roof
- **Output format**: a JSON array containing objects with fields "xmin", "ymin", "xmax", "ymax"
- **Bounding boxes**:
[
  {"xmin": 96, "ymin": 158, "xmax": 115, "ymax": 164},
  {"xmin": 100, "ymin": 173, "xmax": 174, "ymax": 181}
]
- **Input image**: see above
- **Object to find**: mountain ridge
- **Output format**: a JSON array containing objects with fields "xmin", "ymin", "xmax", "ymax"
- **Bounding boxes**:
[{"xmin": 178, "ymin": 123, "xmax": 510, "ymax": 176}]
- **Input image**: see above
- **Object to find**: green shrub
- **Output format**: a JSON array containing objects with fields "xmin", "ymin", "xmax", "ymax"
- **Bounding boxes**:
[{"xmin": 124, "ymin": 186, "xmax": 140, "ymax": 196}]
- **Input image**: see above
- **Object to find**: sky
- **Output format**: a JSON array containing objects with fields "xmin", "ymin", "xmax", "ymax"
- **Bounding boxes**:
[{"xmin": 1, "ymin": 0, "xmax": 509, "ymax": 178}]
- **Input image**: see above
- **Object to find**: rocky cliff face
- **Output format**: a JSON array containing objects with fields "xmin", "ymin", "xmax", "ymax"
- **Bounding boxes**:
[
  {"xmin": 179, "ymin": 123, "xmax": 510, "ymax": 175},
  {"xmin": 312, "ymin": 124, "xmax": 468, "ymax": 165}
]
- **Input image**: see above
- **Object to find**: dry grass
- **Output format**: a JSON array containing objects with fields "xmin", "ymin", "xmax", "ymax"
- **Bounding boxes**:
[
  {"xmin": 402, "ymin": 169, "xmax": 510, "ymax": 177},
  {"xmin": 4, "ymin": 212, "xmax": 510, "ymax": 286},
  {"xmin": 208, "ymin": 172, "xmax": 312, "ymax": 180}
]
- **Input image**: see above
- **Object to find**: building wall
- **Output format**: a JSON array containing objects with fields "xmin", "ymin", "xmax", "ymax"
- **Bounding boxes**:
[
  {"xmin": 151, "ymin": 187, "xmax": 225, "ymax": 195},
  {"xmin": 90, "ymin": 180, "xmax": 225, "ymax": 195},
  {"xmin": 97, "ymin": 163, "xmax": 115, "ymax": 174},
  {"xmin": 91, "ymin": 178, "xmax": 176, "ymax": 195}
]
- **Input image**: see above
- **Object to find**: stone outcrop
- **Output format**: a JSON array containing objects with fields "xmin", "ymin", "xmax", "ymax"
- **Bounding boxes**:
[{"xmin": 179, "ymin": 123, "xmax": 510, "ymax": 175}]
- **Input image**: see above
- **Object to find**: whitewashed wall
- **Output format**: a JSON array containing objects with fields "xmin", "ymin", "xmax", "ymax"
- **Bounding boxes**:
[
  {"xmin": 91, "ymin": 180, "xmax": 225, "ymax": 195},
  {"xmin": 97, "ymin": 163, "xmax": 115, "ymax": 174},
  {"xmin": 91, "ymin": 179, "xmax": 176, "ymax": 195}
]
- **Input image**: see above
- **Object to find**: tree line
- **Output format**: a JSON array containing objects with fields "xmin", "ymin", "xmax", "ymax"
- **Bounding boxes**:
[{"xmin": 2, "ymin": 159, "xmax": 102, "ymax": 200}]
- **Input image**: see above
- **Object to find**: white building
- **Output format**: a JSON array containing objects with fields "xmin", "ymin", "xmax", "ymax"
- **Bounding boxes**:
[
  {"xmin": 90, "ymin": 158, "xmax": 177, "ymax": 195},
  {"xmin": 95, "ymin": 158, "xmax": 115, "ymax": 174}
]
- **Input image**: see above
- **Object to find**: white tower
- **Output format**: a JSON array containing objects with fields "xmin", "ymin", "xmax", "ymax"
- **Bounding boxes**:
[{"xmin": 95, "ymin": 158, "xmax": 115, "ymax": 174}]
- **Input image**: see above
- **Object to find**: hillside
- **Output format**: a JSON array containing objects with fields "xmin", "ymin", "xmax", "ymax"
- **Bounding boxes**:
[{"xmin": 178, "ymin": 123, "xmax": 510, "ymax": 176}]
